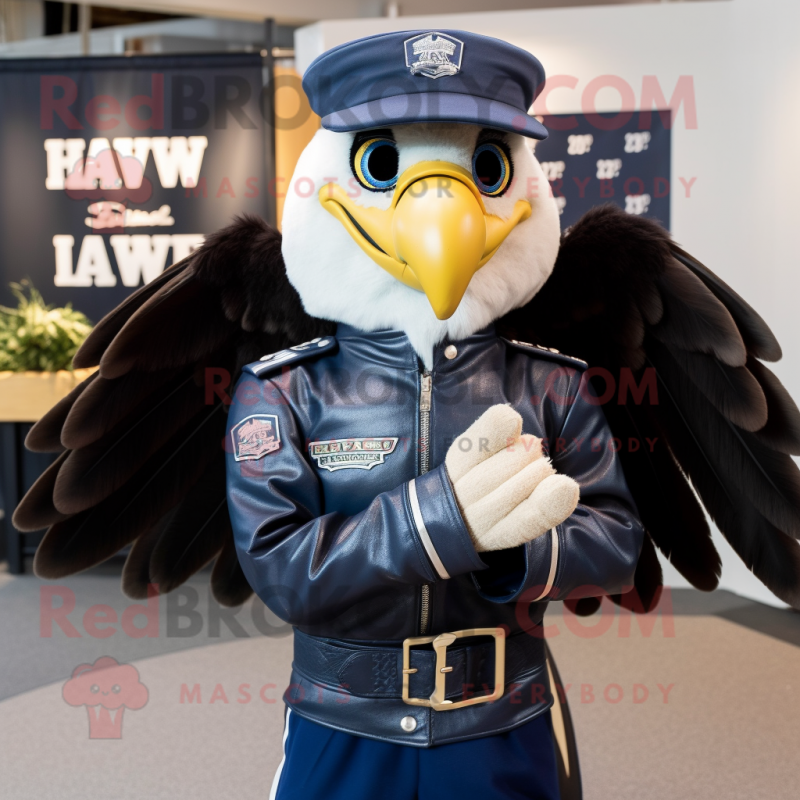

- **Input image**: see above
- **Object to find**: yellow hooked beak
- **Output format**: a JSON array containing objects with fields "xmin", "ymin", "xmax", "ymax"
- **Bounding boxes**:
[{"xmin": 319, "ymin": 162, "xmax": 532, "ymax": 320}]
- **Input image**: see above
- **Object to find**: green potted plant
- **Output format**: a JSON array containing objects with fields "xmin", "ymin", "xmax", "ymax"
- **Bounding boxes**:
[{"xmin": 0, "ymin": 281, "xmax": 94, "ymax": 422}]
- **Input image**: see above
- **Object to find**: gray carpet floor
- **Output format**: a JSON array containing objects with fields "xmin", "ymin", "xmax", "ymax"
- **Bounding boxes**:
[{"xmin": 1, "ymin": 563, "xmax": 799, "ymax": 798}]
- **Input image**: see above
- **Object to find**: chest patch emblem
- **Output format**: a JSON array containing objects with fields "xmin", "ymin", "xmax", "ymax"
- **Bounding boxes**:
[
  {"xmin": 231, "ymin": 415, "xmax": 281, "ymax": 461},
  {"xmin": 309, "ymin": 438, "xmax": 399, "ymax": 472},
  {"xmin": 404, "ymin": 32, "xmax": 464, "ymax": 80}
]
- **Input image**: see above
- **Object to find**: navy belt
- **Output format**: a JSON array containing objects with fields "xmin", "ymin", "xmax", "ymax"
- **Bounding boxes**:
[{"xmin": 293, "ymin": 628, "xmax": 545, "ymax": 707}]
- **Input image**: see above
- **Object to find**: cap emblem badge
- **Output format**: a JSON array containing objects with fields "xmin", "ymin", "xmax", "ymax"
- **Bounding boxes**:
[{"xmin": 404, "ymin": 32, "xmax": 464, "ymax": 80}]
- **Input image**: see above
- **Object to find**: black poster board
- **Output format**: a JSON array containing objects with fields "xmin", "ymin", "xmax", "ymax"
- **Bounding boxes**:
[
  {"xmin": 0, "ymin": 53, "xmax": 275, "ymax": 324},
  {"xmin": 534, "ymin": 110, "xmax": 672, "ymax": 230}
]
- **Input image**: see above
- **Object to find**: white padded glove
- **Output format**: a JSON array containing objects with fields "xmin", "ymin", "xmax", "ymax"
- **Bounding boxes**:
[{"xmin": 445, "ymin": 405, "xmax": 580, "ymax": 552}]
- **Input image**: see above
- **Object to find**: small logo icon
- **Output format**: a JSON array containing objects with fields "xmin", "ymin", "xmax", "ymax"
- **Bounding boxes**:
[
  {"xmin": 309, "ymin": 437, "xmax": 399, "ymax": 471},
  {"xmin": 232, "ymin": 415, "xmax": 281, "ymax": 461},
  {"xmin": 404, "ymin": 32, "xmax": 464, "ymax": 79},
  {"xmin": 62, "ymin": 656, "xmax": 148, "ymax": 739}
]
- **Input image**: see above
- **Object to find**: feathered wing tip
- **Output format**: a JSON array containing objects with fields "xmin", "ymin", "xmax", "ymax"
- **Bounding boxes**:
[
  {"xmin": 563, "ymin": 596, "xmax": 601, "ymax": 617},
  {"xmin": 33, "ymin": 405, "xmax": 224, "ymax": 579},
  {"xmin": 722, "ymin": 512, "xmax": 800, "ymax": 609},
  {"xmin": 52, "ymin": 373, "xmax": 208, "ymax": 515},
  {"xmin": 657, "ymin": 376, "xmax": 800, "ymax": 608},
  {"xmin": 748, "ymin": 357, "xmax": 800, "ymax": 455},
  {"xmin": 121, "ymin": 513, "xmax": 174, "ymax": 600},
  {"xmin": 121, "ymin": 505, "xmax": 251, "ymax": 608},
  {"xmin": 672, "ymin": 247, "xmax": 782, "ymax": 362},
  {"xmin": 652, "ymin": 259, "xmax": 746, "ymax": 367},
  {"xmin": 670, "ymin": 349, "xmax": 767, "ymax": 432},
  {"xmin": 652, "ymin": 341, "xmax": 800, "ymax": 540},
  {"xmin": 98, "ymin": 269, "xmax": 221, "ymax": 379},
  {"xmin": 611, "ymin": 534, "xmax": 664, "ymax": 613},
  {"xmin": 73, "ymin": 255, "xmax": 194, "ymax": 368},
  {"xmin": 148, "ymin": 461, "xmax": 229, "ymax": 594},
  {"xmin": 606, "ymin": 401, "xmax": 721, "ymax": 592},
  {"xmin": 12, "ymin": 451, "xmax": 70, "ymax": 531},
  {"xmin": 513, "ymin": 204, "xmax": 800, "ymax": 610},
  {"xmin": 25, "ymin": 371, "xmax": 98, "ymax": 453},
  {"xmin": 61, "ymin": 367, "xmax": 175, "ymax": 450}
]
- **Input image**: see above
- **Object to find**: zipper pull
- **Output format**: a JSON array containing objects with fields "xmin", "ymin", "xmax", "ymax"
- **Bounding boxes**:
[{"xmin": 420, "ymin": 373, "xmax": 432, "ymax": 412}]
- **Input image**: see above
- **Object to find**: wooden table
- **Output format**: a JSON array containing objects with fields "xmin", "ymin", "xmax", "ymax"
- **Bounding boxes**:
[{"xmin": 0, "ymin": 369, "xmax": 95, "ymax": 572}]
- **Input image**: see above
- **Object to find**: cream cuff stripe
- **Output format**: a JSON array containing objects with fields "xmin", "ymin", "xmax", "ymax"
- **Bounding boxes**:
[
  {"xmin": 532, "ymin": 527, "xmax": 559, "ymax": 602},
  {"xmin": 408, "ymin": 479, "xmax": 450, "ymax": 580}
]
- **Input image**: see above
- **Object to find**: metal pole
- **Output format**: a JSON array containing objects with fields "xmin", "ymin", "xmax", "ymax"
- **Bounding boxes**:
[
  {"xmin": 78, "ymin": 4, "xmax": 90, "ymax": 56},
  {"xmin": 262, "ymin": 18, "xmax": 277, "ymax": 228}
]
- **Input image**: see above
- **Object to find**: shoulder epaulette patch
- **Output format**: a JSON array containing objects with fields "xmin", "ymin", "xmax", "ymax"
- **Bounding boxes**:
[
  {"xmin": 502, "ymin": 337, "xmax": 588, "ymax": 370},
  {"xmin": 243, "ymin": 336, "xmax": 337, "ymax": 378}
]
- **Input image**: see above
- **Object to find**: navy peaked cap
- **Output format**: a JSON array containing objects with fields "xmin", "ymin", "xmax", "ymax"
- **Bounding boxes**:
[{"xmin": 303, "ymin": 29, "xmax": 548, "ymax": 140}]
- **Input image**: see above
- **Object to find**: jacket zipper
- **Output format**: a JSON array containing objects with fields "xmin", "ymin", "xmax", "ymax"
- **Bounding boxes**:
[{"xmin": 419, "ymin": 370, "xmax": 432, "ymax": 634}]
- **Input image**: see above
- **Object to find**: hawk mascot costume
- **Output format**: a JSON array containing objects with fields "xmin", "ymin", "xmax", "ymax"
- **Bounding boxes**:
[{"xmin": 15, "ymin": 30, "xmax": 800, "ymax": 800}]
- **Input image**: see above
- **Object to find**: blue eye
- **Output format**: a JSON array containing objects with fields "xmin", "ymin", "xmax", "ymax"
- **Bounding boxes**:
[
  {"xmin": 352, "ymin": 138, "xmax": 399, "ymax": 191},
  {"xmin": 472, "ymin": 142, "xmax": 511, "ymax": 196}
]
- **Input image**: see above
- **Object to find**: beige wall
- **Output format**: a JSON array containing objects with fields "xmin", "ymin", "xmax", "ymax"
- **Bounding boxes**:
[
  {"xmin": 0, "ymin": 0, "xmax": 43, "ymax": 42},
  {"xmin": 274, "ymin": 64, "xmax": 320, "ymax": 229}
]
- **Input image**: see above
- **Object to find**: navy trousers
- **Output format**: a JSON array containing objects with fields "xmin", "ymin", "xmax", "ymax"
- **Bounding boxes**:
[{"xmin": 270, "ymin": 709, "xmax": 560, "ymax": 800}]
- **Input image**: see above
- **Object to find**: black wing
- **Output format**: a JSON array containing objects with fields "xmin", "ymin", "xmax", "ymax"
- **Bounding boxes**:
[
  {"xmin": 14, "ymin": 215, "xmax": 332, "ymax": 606},
  {"xmin": 500, "ymin": 204, "xmax": 800, "ymax": 613}
]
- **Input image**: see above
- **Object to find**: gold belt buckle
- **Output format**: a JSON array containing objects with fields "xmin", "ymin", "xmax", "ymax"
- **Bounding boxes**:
[{"xmin": 401, "ymin": 627, "xmax": 506, "ymax": 711}]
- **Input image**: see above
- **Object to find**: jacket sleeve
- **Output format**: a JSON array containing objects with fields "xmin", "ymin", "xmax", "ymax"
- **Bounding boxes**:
[
  {"xmin": 226, "ymin": 372, "xmax": 486, "ymax": 626},
  {"xmin": 473, "ymin": 368, "xmax": 645, "ymax": 604}
]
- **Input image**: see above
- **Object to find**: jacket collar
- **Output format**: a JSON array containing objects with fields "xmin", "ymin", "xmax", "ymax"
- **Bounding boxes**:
[{"xmin": 335, "ymin": 323, "xmax": 499, "ymax": 373}]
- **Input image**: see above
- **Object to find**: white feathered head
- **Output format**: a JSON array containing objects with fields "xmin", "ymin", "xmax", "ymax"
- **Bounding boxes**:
[{"xmin": 281, "ymin": 30, "xmax": 560, "ymax": 366}]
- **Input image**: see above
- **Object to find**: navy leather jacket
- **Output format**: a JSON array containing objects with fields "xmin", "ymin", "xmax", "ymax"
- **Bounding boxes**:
[{"xmin": 226, "ymin": 323, "xmax": 643, "ymax": 746}]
